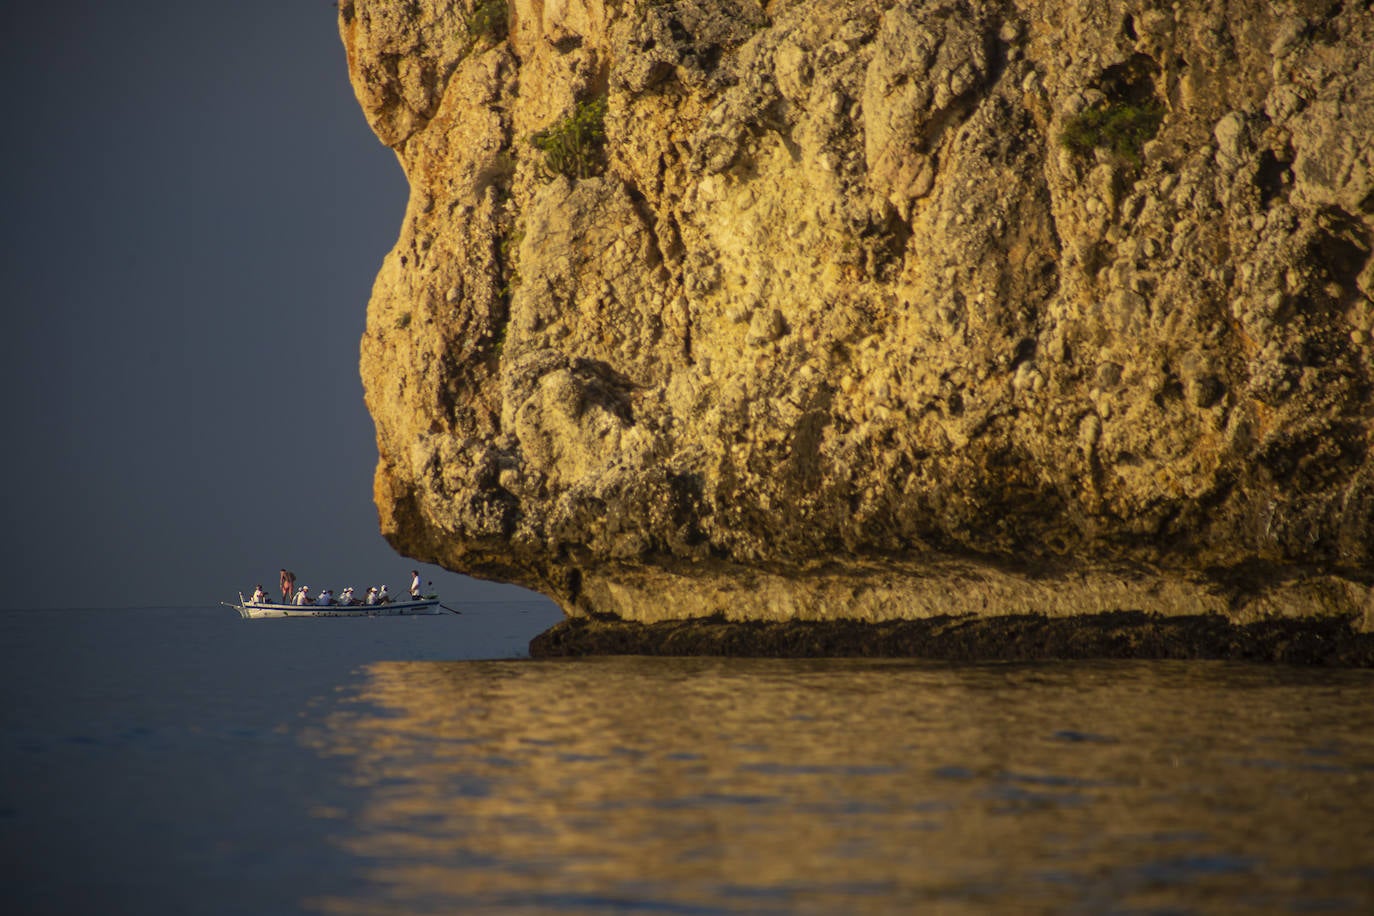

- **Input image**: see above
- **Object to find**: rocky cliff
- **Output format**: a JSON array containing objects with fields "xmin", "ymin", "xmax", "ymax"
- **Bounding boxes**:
[{"xmin": 340, "ymin": 0, "xmax": 1374, "ymax": 629}]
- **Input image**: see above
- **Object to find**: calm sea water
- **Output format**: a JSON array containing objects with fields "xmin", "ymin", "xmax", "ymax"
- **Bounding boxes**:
[{"xmin": 4, "ymin": 605, "xmax": 1374, "ymax": 915}]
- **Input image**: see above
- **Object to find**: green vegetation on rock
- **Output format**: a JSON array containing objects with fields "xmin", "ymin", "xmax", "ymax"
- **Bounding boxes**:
[
  {"xmin": 531, "ymin": 96, "xmax": 608, "ymax": 180},
  {"xmin": 498, "ymin": 226, "xmax": 524, "ymax": 300},
  {"xmin": 465, "ymin": 0, "xmax": 508, "ymax": 46},
  {"xmin": 1059, "ymin": 100, "xmax": 1164, "ymax": 164}
]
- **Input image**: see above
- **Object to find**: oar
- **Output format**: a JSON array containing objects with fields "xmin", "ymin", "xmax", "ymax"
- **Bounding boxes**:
[{"xmin": 440, "ymin": 603, "xmax": 462, "ymax": 615}]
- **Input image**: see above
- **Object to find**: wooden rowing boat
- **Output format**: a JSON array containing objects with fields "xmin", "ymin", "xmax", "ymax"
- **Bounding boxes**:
[{"xmin": 225, "ymin": 594, "xmax": 447, "ymax": 619}]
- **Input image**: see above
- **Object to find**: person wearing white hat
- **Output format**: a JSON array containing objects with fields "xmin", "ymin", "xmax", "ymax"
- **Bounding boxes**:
[
  {"xmin": 316, "ymin": 588, "xmax": 334, "ymax": 607},
  {"xmin": 364, "ymin": 587, "xmax": 378, "ymax": 606},
  {"xmin": 251, "ymin": 585, "xmax": 268, "ymax": 604},
  {"xmin": 340, "ymin": 587, "xmax": 355, "ymax": 606},
  {"xmin": 294, "ymin": 586, "xmax": 310, "ymax": 606},
  {"xmin": 377, "ymin": 585, "xmax": 391, "ymax": 604}
]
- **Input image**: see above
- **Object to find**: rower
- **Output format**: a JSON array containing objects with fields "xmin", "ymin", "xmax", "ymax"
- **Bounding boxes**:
[
  {"xmin": 364, "ymin": 587, "xmax": 378, "ymax": 605},
  {"xmin": 377, "ymin": 584, "xmax": 391, "ymax": 604},
  {"xmin": 251, "ymin": 585, "xmax": 268, "ymax": 603},
  {"xmin": 340, "ymin": 586, "xmax": 355, "ymax": 606},
  {"xmin": 295, "ymin": 586, "xmax": 311, "ymax": 605},
  {"xmin": 316, "ymin": 588, "xmax": 334, "ymax": 606}
]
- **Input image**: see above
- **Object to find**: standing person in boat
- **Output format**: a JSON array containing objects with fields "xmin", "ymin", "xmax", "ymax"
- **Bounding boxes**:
[
  {"xmin": 279, "ymin": 569, "xmax": 296, "ymax": 603},
  {"xmin": 410, "ymin": 570, "xmax": 423, "ymax": 599}
]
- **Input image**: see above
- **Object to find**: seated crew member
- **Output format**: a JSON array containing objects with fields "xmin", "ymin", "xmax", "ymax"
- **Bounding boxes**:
[
  {"xmin": 316, "ymin": 588, "xmax": 334, "ymax": 606},
  {"xmin": 294, "ymin": 587, "xmax": 310, "ymax": 605},
  {"xmin": 377, "ymin": 585, "xmax": 391, "ymax": 604},
  {"xmin": 364, "ymin": 587, "xmax": 378, "ymax": 605},
  {"xmin": 251, "ymin": 585, "xmax": 268, "ymax": 603}
]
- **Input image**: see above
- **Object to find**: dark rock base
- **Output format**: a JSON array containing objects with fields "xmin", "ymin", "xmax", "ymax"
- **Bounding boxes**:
[{"xmin": 529, "ymin": 612, "xmax": 1374, "ymax": 666}]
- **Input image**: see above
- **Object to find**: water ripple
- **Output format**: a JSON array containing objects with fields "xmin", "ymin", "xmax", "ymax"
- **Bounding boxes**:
[{"xmin": 300, "ymin": 658, "xmax": 1374, "ymax": 914}]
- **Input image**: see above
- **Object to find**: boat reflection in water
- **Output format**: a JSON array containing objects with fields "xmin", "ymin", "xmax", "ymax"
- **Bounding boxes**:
[{"xmin": 303, "ymin": 658, "xmax": 1374, "ymax": 914}]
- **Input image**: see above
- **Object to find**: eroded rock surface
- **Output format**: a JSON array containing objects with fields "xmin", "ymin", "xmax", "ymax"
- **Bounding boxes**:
[{"xmin": 341, "ymin": 0, "xmax": 1374, "ymax": 628}]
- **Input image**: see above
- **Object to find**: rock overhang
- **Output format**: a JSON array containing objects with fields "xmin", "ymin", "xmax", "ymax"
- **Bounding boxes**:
[{"xmin": 341, "ymin": 0, "xmax": 1374, "ymax": 630}]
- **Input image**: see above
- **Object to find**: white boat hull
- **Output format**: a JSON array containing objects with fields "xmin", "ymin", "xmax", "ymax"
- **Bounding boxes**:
[{"xmin": 228, "ymin": 597, "xmax": 445, "ymax": 619}]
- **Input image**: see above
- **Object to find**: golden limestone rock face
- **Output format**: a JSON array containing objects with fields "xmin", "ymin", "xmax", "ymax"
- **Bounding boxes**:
[{"xmin": 341, "ymin": 0, "xmax": 1374, "ymax": 627}]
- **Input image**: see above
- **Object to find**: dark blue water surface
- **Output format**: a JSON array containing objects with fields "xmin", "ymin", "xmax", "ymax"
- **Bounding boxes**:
[
  {"xmin": 4, "ymin": 604, "xmax": 1374, "ymax": 914},
  {"xmin": 0, "ymin": 602, "xmax": 559, "ymax": 915}
]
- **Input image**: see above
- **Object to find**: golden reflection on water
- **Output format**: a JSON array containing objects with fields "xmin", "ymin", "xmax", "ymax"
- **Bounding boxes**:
[{"xmin": 303, "ymin": 659, "xmax": 1374, "ymax": 914}]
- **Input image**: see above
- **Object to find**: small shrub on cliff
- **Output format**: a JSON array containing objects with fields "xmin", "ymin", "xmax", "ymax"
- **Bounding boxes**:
[
  {"xmin": 465, "ymin": 0, "xmax": 508, "ymax": 45},
  {"xmin": 1059, "ymin": 100, "xmax": 1164, "ymax": 165},
  {"xmin": 498, "ymin": 226, "xmax": 524, "ymax": 299},
  {"xmin": 530, "ymin": 95, "xmax": 608, "ymax": 180}
]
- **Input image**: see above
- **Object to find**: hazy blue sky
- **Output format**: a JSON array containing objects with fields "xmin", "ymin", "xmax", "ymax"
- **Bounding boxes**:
[{"xmin": 1, "ymin": 2, "xmax": 544, "ymax": 609}]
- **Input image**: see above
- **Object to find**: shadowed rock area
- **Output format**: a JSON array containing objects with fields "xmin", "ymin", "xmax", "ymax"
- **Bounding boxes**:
[
  {"xmin": 340, "ymin": 0, "xmax": 1374, "ymax": 643},
  {"xmin": 530, "ymin": 612, "xmax": 1374, "ymax": 665}
]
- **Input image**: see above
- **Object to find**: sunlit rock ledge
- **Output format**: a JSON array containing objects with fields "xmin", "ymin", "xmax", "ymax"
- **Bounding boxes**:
[
  {"xmin": 566, "ymin": 557, "xmax": 1374, "ymax": 629},
  {"xmin": 340, "ymin": 0, "xmax": 1374, "ymax": 640}
]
